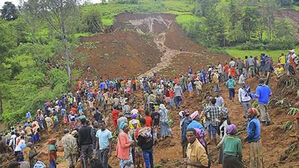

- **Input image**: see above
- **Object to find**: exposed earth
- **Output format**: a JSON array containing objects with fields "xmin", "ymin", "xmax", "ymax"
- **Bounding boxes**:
[
  {"xmin": 274, "ymin": 9, "xmax": 299, "ymax": 40},
  {"xmin": 3, "ymin": 12, "xmax": 298, "ymax": 168}
]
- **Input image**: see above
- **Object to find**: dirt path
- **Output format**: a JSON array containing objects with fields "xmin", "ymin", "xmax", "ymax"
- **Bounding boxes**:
[
  {"xmin": 274, "ymin": 9, "xmax": 299, "ymax": 40},
  {"xmin": 128, "ymin": 16, "xmax": 205, "ymax": 78}
]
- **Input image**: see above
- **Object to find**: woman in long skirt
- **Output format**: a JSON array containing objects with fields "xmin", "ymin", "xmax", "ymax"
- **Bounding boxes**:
[{"xmin": 159, "ymin": 104, "xmax": 172, "ymax": 139}]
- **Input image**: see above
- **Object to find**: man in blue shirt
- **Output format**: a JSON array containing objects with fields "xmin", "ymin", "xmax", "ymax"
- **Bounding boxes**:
[
  {"xmin": 95, "ymin": 122, "xmax": 112, "ymax": 168},
  {"xmin": 252, "ymin": 78, "xmax": 272, "ymax": 126},
  {"xmin": 245, "ymin": 108, "xmax": 264, "ymax": 168}
]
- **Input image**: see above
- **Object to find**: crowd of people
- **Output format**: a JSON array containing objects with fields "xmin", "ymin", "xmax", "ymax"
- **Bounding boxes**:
[{"xmin": 0, "ymin": 49, "xmax": 298, "ymax": 168}]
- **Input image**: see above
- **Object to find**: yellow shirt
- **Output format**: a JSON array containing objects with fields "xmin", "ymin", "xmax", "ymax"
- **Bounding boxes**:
[
  {"xmin": 279, "ymin": 56, "xmax": 286, "ymax": 64},
  {"xmin": 276, "ymin": 67, "xmax": 284, "ymax": 74},
  {"xmin": 186, "ymin": 139, "xmax": 209, "ymax": 168}
]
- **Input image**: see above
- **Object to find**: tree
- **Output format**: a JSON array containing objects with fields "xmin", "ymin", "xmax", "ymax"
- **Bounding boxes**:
[
  {"xmin": 23, "ymin": 0, "xmax": 80, "ymax": 86},
  {"xmin": 194, "ymin": 0, "xmax": 220, "ymax": 17},
  {"xmin": 82, "ymin": 9, "xmax": 103, "ymax": 33},
  {"xmin": 241, "ymin": 7, "xmax": 260, "ymax": 40},
  {"xmin": 274, "ymin": 19, "xmax": 293, "ymax": 39},
  {"xmin": 0, "ymin": 19, "xmax": 17, "ymax": 115},
  {"xmin": 259, "ymin": 0, "xmax": 277, "ymax": 41},
  {"xmin": 277, "ymin": 0, "xmax": 293, "ymax": 7},
  {"xmin": 1, "ymin": 1, "xmax": 18, "ymax": 21}
]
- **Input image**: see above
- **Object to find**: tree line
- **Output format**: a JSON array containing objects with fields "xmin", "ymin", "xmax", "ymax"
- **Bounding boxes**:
[
  {"xmin": 0, "ymin": 0, "xmax": 104, "ymax": 125},
  {"xmin": 187, "ymin": 0, "xmax": 298, "ymax": 49}
]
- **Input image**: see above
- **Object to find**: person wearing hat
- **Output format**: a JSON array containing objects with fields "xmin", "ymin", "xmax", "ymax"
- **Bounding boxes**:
[
  {"xmin": 252, "ymin": 78, "xmax": 272, "ymax": 126},
  {"xmin": 238, "ymin": 82, "xmax": 252, "ymax": 120},
  {"xmin": 159, "ymin": 104, "xmax": 172, "ymax": 139},
  {"xmin": 245, "ymin": 108, "xmax": 263, "ymax": 168},
  {"xmin": 61, "ymin": 129, "xmax": 78, "ymax": 168},
  {"xmin": 48, "ymin": 139, "xmax": 57, "ymax": 168},
  {"xmin": 222, "ymin": 124, "xmax": 243, "ymax": 168}
]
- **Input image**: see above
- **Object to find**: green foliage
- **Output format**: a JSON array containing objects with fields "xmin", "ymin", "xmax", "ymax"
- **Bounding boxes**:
[
  {"xmin": 241, "ymin": 7, "xmax": 260, "ymax": 40},
  {"xmin": 81, "ymin": 8, "xmax": 103, "ymax": 33},
  {"xmin": 288, "ymin": 107, "xmax": 299, "ymax": 116},
  {"xmin": 180, "ymin": 0, "xmax": 299, "ymax": 49},
  {"xmin": 175, "ymin": 15, "xmax": 199, "ymax": 32},
  {"xmin": 0, "ymin": 19, "xmax": 16, "ymax": 58},
  {"xmin": 81, "ymin": 0, "xmax": 194, "ymax": 26},
  {"xmin": 282, "ymin": 120, "xmax": 293, "ymax": 132},
  {"xmin": 48, "ymin": 69, "xmax": 69, "ymax": 88},
  {"xmin": 274, "ymin": 19, "xmax": 293, "ymax": 39},
  {"xmin": 15, "ymin": 68, "xmax": 46, "ymax": 87}
]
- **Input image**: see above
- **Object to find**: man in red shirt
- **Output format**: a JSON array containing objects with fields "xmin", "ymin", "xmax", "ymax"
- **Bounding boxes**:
[
  {"xmin": 144, "ymin": 111, "xmax": 153, "ymax": 127},
  {"xmin": 112, "ymin": 106, "xmax": 120, "ymax": 129},
  {"xmin": 223, "ymin": 62, "xmax": 229, "ymax": 81}
]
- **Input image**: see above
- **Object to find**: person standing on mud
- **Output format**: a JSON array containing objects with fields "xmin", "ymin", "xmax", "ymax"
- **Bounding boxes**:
[
  {"xmin": 245, "ymin": 108, "xmax": 264, "ymax": 168},
  {"xmin": 61, "ymin": 129, "xmax": 78, "ymax": 168},
  {"xmin": 174, "ymin": 83, "xmax": 183, "ymax": 109},
  {"xmin": 96, "ymin": 122, "xmax": 113, "ymax": 168},
  {"xmin": 185, "ymin": 128, "xmax": 209, "ymax": 168},
  {"xmin": 225, "ymin": 76, "xmax": 236, "ymax": 101},
  {"xmin": 252, "ymin": 78, "xmax": 272, "ymax": 126},
  {"xmin": 78, "ymin": 118, "xmax": 93, "ymax": 168},
  {"xmin": 238, "ymin": 82, "xmax": 252, "ymax": 120},
  {"xmin": 204, "ymin": 98, "xmax": 221, "ymax": 145},
  {"xmin": 222, "ymin": 124, "xmax": 243, "ymax": 168},
  {"xmin": 180, "ymin": 110, "xmax": 192, "ymax": 158},
  {"xmin": 137, "ymin": 118, "xmax": 154, "ymax": 168}
]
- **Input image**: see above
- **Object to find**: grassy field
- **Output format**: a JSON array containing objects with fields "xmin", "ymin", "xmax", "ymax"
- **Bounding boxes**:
[
  {"xmin": 81, "ymin": 0, "xmax": 195, "ymax": 26},
  {"xmin": 175, "ymin": 14, "xmax": 199, "ymax": 30},
  {"xmin": 226, "ymin": 46, "xmax": 299, "ymax": 63}
]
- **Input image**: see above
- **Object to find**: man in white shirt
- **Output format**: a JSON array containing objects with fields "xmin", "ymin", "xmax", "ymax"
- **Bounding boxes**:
[
  {"xmin": 229, "ymin": 58, "xmax": 236, "ymax": 68},
  {"xmin": 215, "ymin": 92, "xmax": 224, "ymax": 107},
  {"xmin": 238, "ymin": 83, "xmax": 251, "ymax": 120}
]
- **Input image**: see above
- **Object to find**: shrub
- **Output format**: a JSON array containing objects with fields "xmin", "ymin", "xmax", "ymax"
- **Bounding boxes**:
[{"xmin": 265, "ymin": 39, "xmax": 297, "ymax": 50}]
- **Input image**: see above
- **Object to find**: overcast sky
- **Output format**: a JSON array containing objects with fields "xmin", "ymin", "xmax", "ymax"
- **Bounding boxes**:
[{"xmin": 0, "ymin": 0, "xmax": 102, "ymax": 9}]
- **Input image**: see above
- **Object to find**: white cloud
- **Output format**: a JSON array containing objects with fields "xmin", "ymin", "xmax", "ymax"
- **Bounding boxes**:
[
  {"xmin": 0, "ymin": 0, "xmax": 104, "ymax": 9},
  {"xmin": 0, "ymin": 0, "xmax": 23, "ymax": 8}
]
